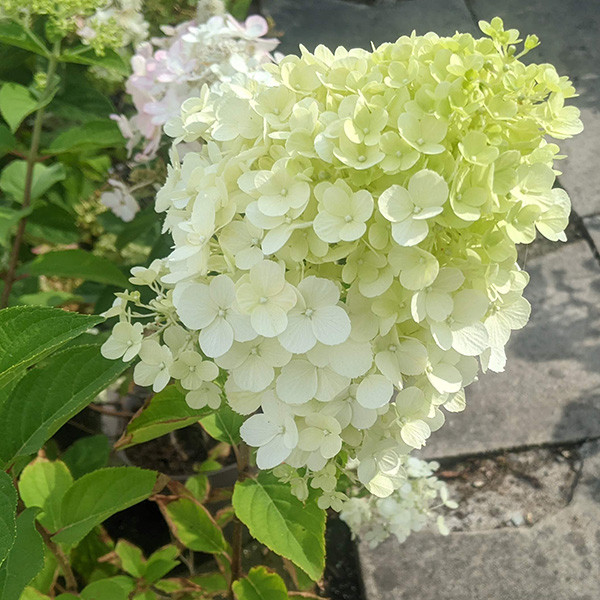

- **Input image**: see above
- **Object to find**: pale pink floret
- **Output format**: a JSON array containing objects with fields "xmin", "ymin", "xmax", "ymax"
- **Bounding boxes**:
[{"xmin": 115, "ymin": 13, "xmax": 279, "ymax": 162}]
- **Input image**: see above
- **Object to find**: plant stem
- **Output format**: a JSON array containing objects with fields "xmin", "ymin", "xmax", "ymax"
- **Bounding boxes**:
[
  {"xmin": 229, "ymin": 442, "xmax": 250, "ymax": 600},
  {"xmin": 1, "ymin": 42, "xmax": 60, "ymax": 308},
  {"xmin": 35, "ymin": 522, "xmax": 78, "ymax": 593}
]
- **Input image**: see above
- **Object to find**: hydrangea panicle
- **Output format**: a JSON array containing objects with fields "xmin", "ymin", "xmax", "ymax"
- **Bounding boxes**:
[{"xmin": 102, "ymin": 16, "xmax": 583, "ymax": 543}]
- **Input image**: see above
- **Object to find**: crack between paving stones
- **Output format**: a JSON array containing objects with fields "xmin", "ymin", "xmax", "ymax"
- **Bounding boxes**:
[{"xmin": 426, "ymin": 433, "xmax": 600, "ymax": 464}]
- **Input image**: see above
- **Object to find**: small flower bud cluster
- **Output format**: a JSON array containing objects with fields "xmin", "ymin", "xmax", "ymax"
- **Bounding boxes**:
[
  {"xmin": 340, "ymin": 457, "xmax": 456, "ymax": 546},
  {"xmin": 76, "ymin": 0, "xmax": 149, "ymax": 55},
  {"xmin": 102, "ymin": 18, "xmax": 582, "ymax": 524}
]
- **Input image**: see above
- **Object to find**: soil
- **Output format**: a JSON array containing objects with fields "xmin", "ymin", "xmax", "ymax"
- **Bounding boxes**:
[
  {"xmin": 321, "ymin": 517, "xmax": 366, "ymax": 600},
  {"xmin": 437, "ymin": 445, "xmax": 582, "ymax": 532},
  {"xmin": 123, "ymin": 424, "xmax": 227, "ymax": 476}
]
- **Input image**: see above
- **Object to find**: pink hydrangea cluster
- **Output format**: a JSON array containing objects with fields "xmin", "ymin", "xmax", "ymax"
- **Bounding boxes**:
[{"xmin": 113, "ymin": 12, "xmax": 279, "ymax": 162}]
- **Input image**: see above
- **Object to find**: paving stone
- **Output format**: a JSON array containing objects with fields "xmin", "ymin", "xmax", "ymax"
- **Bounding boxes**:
[
  {"xmin": 263, "ymin": 0, "xmax": 477, "ymax": 55},
  {"xmin": 468, "ymin": 0, "xmax": 600, "ymax": 216},
  {"xmin": 421, "ymin": 240, "xmax": 600, "ymax": 459},
  {"xmin": 359, "ymin": 441, "xmax": 600, "ymax": 600}
]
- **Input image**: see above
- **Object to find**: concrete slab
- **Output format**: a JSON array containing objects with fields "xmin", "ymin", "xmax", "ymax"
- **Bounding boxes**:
[
  {"xmin": 264, "ymin": 0, "xmax": 477, "ymax": 55},
  {"xmin": 422, "ymin": 240, "xmax": 600, "ymax": 459},
  {"xmin": 468, "ymin": 0, "xmax": 600, "ymax": 216},
  {"xmin": 360, "ymin": 441, "xmax": 600, "ymax": 600}
]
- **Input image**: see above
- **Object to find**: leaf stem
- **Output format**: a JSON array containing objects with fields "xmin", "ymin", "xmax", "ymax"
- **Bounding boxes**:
[
  {"xmin": 1, "ymin": 40, "xmax": 60, "ymax": 308},
  {"xmin": 35, "ymin": 522, "xmax": 78, "ymax": 593},
  {"xmin": 229, "ymin": 441, "xmax": 250, "ymax": 600}
]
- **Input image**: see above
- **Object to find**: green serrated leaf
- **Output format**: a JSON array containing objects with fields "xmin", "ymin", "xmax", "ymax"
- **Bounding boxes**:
[
  {"xmin": 232, "ymin": 473, "xmax": 326, "ymax": 581},
  {"xmin": 20, "ymin": 249, "xmax": 129, "ymax": 288},
  {"xmin": 0, "ymin": 306, "xmax": 102, "ymax": 389},
  {"xmin": 115, "ymin": 385, "xmax": 211, "ymax": 450},
  {"xmin": 200, "ymin": 404, "xmax": 244, "ymax": 446},
  {"xmin": 46, "ymin": 120, "xmax": 124, "ymax": 154},
  {"xmin": 0, "ymin": 161, "xmax": 66, "ymax": 202},
  {"xmin": 52, "ymin": 467, "xmax": 158, "ymax": 546},
  {"xmin": 0, "ymin": 472, "xmax": 17, "ymax": 569},
  {"xmin": 18, "ymin": 460, "xmax": 74, "ymax": 532},
  {"xmin": 62, "ymin": 435, "xmax": 111, "ymax": 479},
  {"xmin": 143, "ymin": 545, "xmax": 179, "ymax": 584},
  {"xmin": 80, "ymin": 576, "xmax": 136, "ymax": 600},
  {"xmin": 185, "ymin": 473, "xmax": 209, "ymax": 503},
  {"xmin": 232, "ymin": 566, "xmax": 289, "ymax": 600},
  {"xmin": 0, "ymin": 83, "xmax": 37, "ymax": 132},
  {"xmin": 115, "ymin": 540, "xmax": 144, "ymax": 578},
  {"xmin": 18, "ymin": 586, "xmax": 51, "ymax": 599},
  {"xmin": 157, "ymin": 496, "xmax": 228, "ymax": 554},
  {"xmin": 0, "ymin": 508, "xmax": 45, "ymax": 600},
  {"xmin": 0, "ymin": 21, "xmax": 48, "ymax": 56},
  {"xmin": 27, "ymin": 545, "xmax": 57, "ymax": 595},
  {"xmin": 0, "ymin": 344, "xmax": 128, "ymax": 468}
]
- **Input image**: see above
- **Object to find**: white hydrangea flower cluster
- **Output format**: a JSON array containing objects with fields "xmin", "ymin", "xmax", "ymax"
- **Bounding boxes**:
[
  {"xmin": 340, "ymin": 457, "xmax": 456, "ymax": 546},
  {"xmin": 112, "ymin": 0, "xmax": 279, "ymax": 161},
  {"xmin": 102, "ymin": 18, "xmax": 583, "ymax": 512}
]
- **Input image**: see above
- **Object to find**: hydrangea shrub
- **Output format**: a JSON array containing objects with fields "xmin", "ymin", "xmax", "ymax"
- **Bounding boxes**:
[{"xmin": 102, "ymin": 17, "xmax": 583, "ymax": 541}]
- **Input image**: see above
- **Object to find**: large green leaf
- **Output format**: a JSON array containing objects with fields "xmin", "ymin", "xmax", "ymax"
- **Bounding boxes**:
[
  {"xmin": 20, "ymin": 249, "xmax": 129, "ymax": 288},
  {"xmin": 0, "ymin": 508, "xmax": 44, "ymax": 600},
  {"xmin": 0, "ymin": 306, "xmax": 102, "ymax": 388},
  {"xmin": 157, "ymin": 496, "xmax": 228, "ymax": 554},
  {"xmin": 46, "ymin": 120, "xmax": 124, "ymax": 154},
  {"xmin": 0, "ymin": 21, "xmax": 48, "ymax": 56},
  {"xmin": 0, "ymin": 206, "xmax": 31, "ymax": 248},
  {"xmin": 115, "ymin": 207, "xmax": 160, "ymax": 250},
  {"xmin": 13, "ymin": 291, "xmax": 82, "ymax": 308},
  {"xmin": 51, "ymin": 76, "xmax": 114, "ymax": 123},
  {"xmin": 232, "ymin": 473, "xmax": 326, "ymax": 581},
  {"xmin": 115, "ymin": 385, "xmax": 211, "ymax": 450},
  {"xmin": 18, "ymin": 460, "xmax": 74, "ymax": 531},
  {"xmin": 59, "ymin": 46, "xmax": 129, "ymax": 76},
  {"xmin": 26, "ymin": 204, "xmax": 80, "ymax": 245},
  {"xmin": 0, "ymin": 161, "xmax": 66, "ymax": 201},
  {"xmin": 0, "ymin": 472, "xmax": 17, "ymax": 569},
  {"xmin": 232, "ymin": 566, "xmax": 289, "ymax": 600},
  {"xmin": 62, "ymin": 435, "xmax": 111, "ymax": 479},
  {"xmin": 0, "ymin": 83, "xmax": 37, "ymax": 132},
  {"xmin": 200, "ymin": 404, "xmax": 244, "ymax": 445},
  {"xmin": 0, "ymin": 124, "xmax": 15, "ymax": 157},
  {"xmin": 0, "ymin": 345, "xmax": 128, "ymax": 468},
  {"xmin": 53, "ymin": 467, "xmax": 158, "ymax": 546}
]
